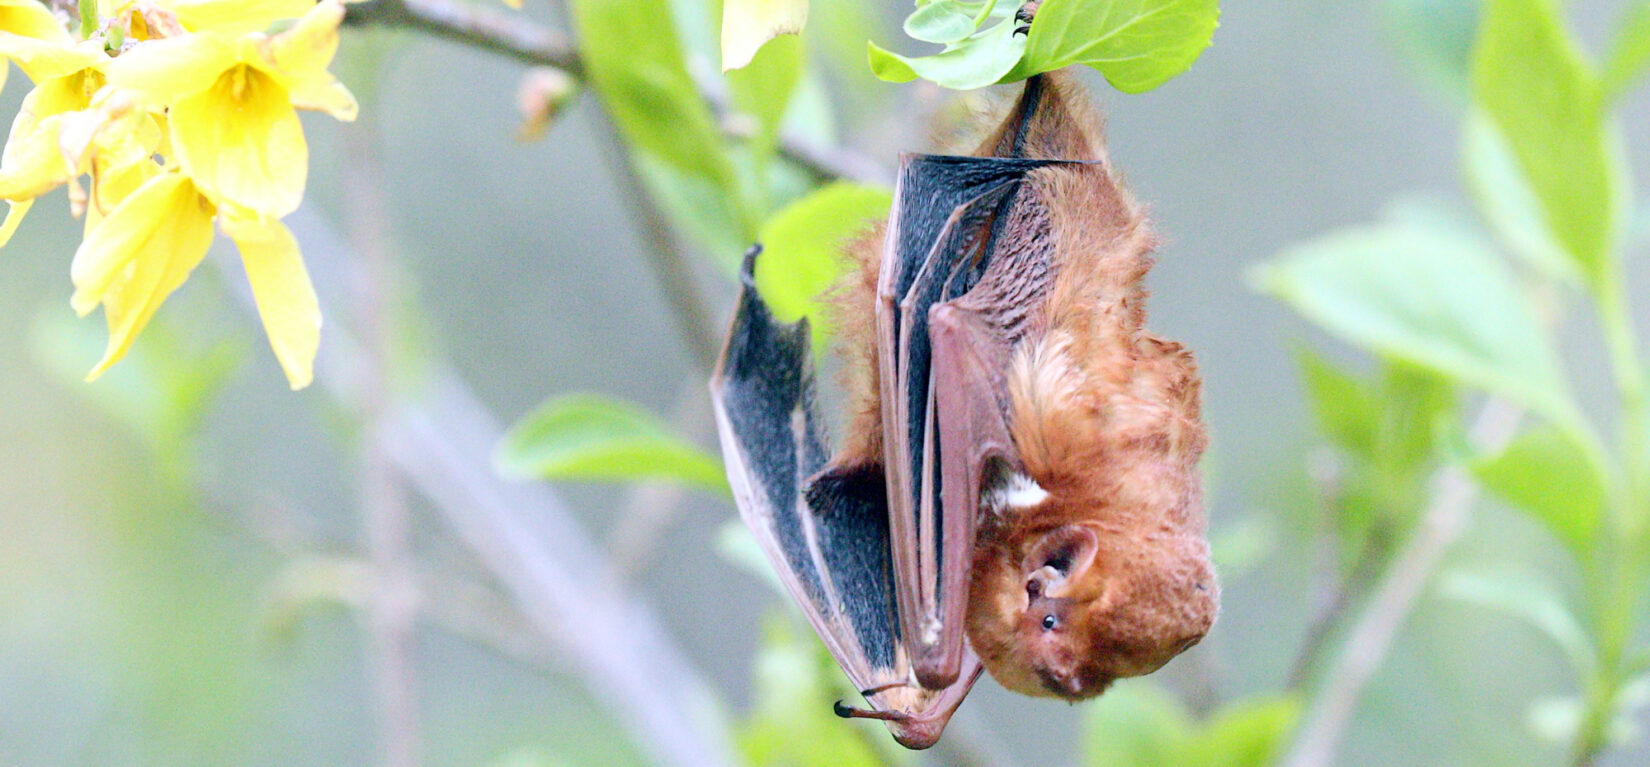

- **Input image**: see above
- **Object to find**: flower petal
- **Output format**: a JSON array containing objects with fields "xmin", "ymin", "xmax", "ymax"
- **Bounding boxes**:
[
  {"xmin": 0, "ymin": 197, "xmax": 31, "ymax": 247},
  {"xmin": 0, "ymin": 0, "xmax": 71, "ymax": 43},
  {"xmin": 0, "ymin": 35, "xmax": 107, "ymax": 83},
  {"xmin": 288, "ymin": 76, "xmax": 357, "ymax": 121},
  {"xmin": 0, "ymin": 69, "xmax": 105, "ymax": 199},
  {"xmin": 72, "ymin": 172, "xmax": 216, "ymax": 379},
  {"xmin": 262, "ymin": 0, "xmax": 344, "ymax": 82},
  {"xmin": 161, "ymin": 0, "xmax": 316, "ymax": 35},
  {"xmin": 105, "ymin": 33, "xmax": 237, "ymax": 106},
  {"xmin": 170, "ymin": 64, "xmax": 306, "ymax": 216},
  {"xmin": 70, "ymin": 170, "xmax": 211, "ymax": 314},
  {"xmin": 84, "ymin": 157, "xmax": 162, "ymax": 237},
  {"xmin": 222, "ymin": 212, "xmax": 319, "ymax": 389}
]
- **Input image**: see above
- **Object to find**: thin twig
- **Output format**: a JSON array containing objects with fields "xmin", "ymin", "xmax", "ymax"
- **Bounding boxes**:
[
  {"xmin": 343, "ymin": 92, "xmax": 422, "ymax": 767},
  {"xmin": 585, "ymin": 106, "xmax": 722, "ymax": 368},
  {"xmin": 343, "ymin": 0, "xmax": 582, "ymax": 74},
  {"xmin": 288, "ymin": 209, "xmax": 739, "ymax": 767},
  {"xmin": 341, "ymin": 0, "xmax": 890, "ymax": 185},
  {"xmin": 1279, "ymin": 398, "xmax": 1525, "ymax": 767},
  {"xmin": 1284, "ymin": 532, "xmax": 1387, "ymax": 691}
]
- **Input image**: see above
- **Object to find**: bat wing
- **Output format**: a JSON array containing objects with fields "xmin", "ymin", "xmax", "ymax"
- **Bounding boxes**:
[
  {"xmin": 711, "ymin": 246, "xmax": 982, "ymax": 749},
  {"xmin": 876, "ymin": 153, "xmax": 1069, "ymax": 688}
]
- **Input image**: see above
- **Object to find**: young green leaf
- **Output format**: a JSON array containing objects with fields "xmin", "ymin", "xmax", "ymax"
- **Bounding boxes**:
[
  {"xmin": 1471, "ymin": 425, "xmax": 1606, "ymax": 563},
  {"xmin": 721, "ymin": 0, "xmax": 809, "ymax": 71},
  {"xmin": 1471, "ymin": 0, "xmax": 1622, "ymax": 287},
  {"xmin": 1461, "ymin": 111, "xmax": 1582, "ymax": 287},
  {"xmin": 868, "ymin": 10, "xmax": 1027, "ymax": 89},
  {"xmin": 1252, "ymin": 222, "xmax": 1581, "ymax": 435},
  {"xmin": 1085, "ymin": 681, "xmax": 1195, "ymax": 767},
  {"xmin": 753, "ymin": 181, "xmax": 892, "ymax": 349},
  {"xmin": 495, "ymin": 393, "xmax": 728, "ymax": 492},
  {"xmin": 1439, "ymin": 568, "xmax": 1597, "ymax": 679},
  {"xmin": 1602, "ymin": 1, "xmax": 1650, "ymax": 102},
  {"xmin": 739, "ymin": 618, "xmax": 887, "ymax": 767},
  {"xmin": 727, "ymin": 33, "xmax": 804, "ymax": 197},
  {"xmin": 570, "ymin": 0, "xmax": 754, "ymax": 255},
  {"xmin": 1383, "ymin": 0, "xmax": 1479, "ymax": 102},
  {"xmin": 1008, "ymin": 0, "xmax": 1221, "ymax": 92},
  {"xmin": 1293, "ymin": 345, "xmax": 1381, "ymax": 460},
  {"xmin": 1180, "ymin": 695, "xmax": 1301, "ymax": 767},
  {"xmin": 905, "ymin": 1, "xmax": 986, "ymax": 45}
]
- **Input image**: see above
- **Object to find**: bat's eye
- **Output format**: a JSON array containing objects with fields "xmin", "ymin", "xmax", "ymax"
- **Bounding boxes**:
[{"xmin": 1042, "ymin": 614, "xmax": 1058, "ymax": 631}]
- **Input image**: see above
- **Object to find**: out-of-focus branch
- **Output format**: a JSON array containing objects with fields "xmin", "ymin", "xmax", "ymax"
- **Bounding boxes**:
[
  {"xmin": 286, "ymin": 209, "xmax": 739, "ymax": 767},
  {"xmin": 343, "ymin": 0, "xmax": 583, "ymax": 74},
  {"xmin": 1279, "ymin": 398, "xmax": 1524, "ymax": 767},
  {"xmin": 587, "ymin": 105, "xmax": 721, "ymax": 369},
  {"xmin": 341, "ymin": 0, "xmax": 891, "ymax": 185},
  {"xmin": 344, "ymin": 92, "xmax": 422, "ymax": 767}
]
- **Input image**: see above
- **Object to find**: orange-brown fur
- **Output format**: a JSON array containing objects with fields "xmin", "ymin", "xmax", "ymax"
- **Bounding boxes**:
[{"xmin": 824, "ymin": 71, "xmax": 1216, "ymax": 701}]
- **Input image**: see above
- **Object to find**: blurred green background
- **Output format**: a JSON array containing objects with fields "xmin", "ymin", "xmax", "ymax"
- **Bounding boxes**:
[{"xmin": 2, "ymin": 1, "xmax": 1648, "ymax": 766}]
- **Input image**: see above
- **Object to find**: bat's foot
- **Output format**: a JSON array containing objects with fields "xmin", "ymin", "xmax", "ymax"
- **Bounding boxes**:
[
  {"xmin": 1014, "ymin": 0, "xmax": 1040, "ymax": 34},
  {"xmin": 833, "ymin": 700, "xmax": 903, "ymax": 721}
]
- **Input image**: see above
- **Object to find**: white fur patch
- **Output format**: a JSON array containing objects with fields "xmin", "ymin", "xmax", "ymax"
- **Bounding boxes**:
[{"xmin": 987, "ymin": 471, "xmax": 1049, "ymax": 510}]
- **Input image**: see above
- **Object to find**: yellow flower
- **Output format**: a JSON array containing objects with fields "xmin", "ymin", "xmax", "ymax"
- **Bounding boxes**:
[
  {"xmin": 157, "ymin": 0, "xmax": 318, "ymax": 36},
  {"xmin": 0, "ymin": 0, "xmax": 84, "ymax": 92},
  {"xmin": 220, "ymin": 208, "xmax": 320, "ymax": 389},
  {"xmin": 107, "ymin": 0, "xmax": 356, "ymax": 217},
  {"xmin": 70, "ymin": 169, "xmax": 217, "ymax": 382}
]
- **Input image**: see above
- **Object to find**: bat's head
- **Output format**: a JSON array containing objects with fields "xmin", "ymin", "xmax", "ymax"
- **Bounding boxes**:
[{"xmin": 966, "ymin": 517, "xmax": 1217, "ymax": 701}]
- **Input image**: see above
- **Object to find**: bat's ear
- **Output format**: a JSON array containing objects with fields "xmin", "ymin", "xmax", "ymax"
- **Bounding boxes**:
[
  {"xmin": 1020, "ymin": 524, "xmax": 1099, "ymax": 599},
  {"xmin": 975, "ymin": 71, "xmax": 1108, "ymax": 162}
]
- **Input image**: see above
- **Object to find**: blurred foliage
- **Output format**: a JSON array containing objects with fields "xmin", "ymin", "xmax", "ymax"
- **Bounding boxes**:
[
  {"xmin": 1255, "ymin": 0, "xmax": 1650, "ymax": 764},
  {"xmin": 11, "ymin": 0, "xmax": 1650, "ymax": 766}
]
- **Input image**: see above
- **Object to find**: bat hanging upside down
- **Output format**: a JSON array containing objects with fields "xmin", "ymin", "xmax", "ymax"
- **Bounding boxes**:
[{"xmin": 710, "ymin": 70, "xmax": 1217, "ymax": 749}]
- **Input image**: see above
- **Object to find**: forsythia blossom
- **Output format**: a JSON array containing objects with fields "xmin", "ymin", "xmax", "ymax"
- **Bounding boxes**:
[{"xmin": 0, "ymin": 0, "xmax": 359, "ymax": 389}]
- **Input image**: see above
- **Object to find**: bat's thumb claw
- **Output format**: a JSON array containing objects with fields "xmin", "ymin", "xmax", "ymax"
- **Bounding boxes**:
[
  {"xmin": 832, "ymin": 700, "xmax": 857, "ymax": 719},
  {"xmin": 739, "ymin": 243, "xmax": 764, "ymax": 286}
]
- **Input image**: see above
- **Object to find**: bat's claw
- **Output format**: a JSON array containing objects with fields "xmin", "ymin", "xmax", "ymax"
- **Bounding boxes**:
[
  {"xmin": 739, "ymin": 243, "xmax": 763, "ymax": 287},
  {"xmin": 1014, "ymin": 0, "xmax": 1040, "ymax": 35}
]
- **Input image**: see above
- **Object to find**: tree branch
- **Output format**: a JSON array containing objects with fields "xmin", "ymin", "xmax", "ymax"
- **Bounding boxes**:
[
  {"xmin": 344, "ymin": 86, "xmax": 422, "ymax": 767},
  {"xmin": 1279, "ymin": 398, "xmax": 1524, "ymax": 767},
  {"xmin": 341, "ymin": 0, "xmax": 890, "ymax": 185},
  {"xmin": 282, "ymin": 208, "xmax": 740, "ymax": 767}
]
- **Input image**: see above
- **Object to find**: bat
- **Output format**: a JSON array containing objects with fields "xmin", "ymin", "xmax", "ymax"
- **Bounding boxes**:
[{"xmin": 709, "ymin": 71, "xmax": 1217, "ymax": 749}]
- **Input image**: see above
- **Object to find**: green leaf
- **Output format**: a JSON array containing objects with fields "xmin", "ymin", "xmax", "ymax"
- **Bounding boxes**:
[
  {"xmin": 1008, "ymin": 0, "xmax": 1221, "ymax": 92},
  {"xmin": 1383, "ymin": 0, "xmax": 1479, "ymax": 102},
  {"xmin": 1085, "ymin": 685, "xmax": 1299, "ymax": 767},
  {"xmin": 570, "ymin": 0, "xmax": 753, "ymax": 253},
  {"xmin": 868, "ymin": 10, "xmax": 1026, "ymax": 90},
  {"xmin": 1602, "ymin": 1, "xmax": 1650, "ymax": 102},
  {"xmin": 727, "ymin": 32, "xmax": 804, "ymax": 207},
  {"xmin": 1294, "ymin": 345, "xmax": 1381, "ymax": 459},
  {"xmin": 1471, "ymin": 425, "xmax": 1606, "ymax": 562},
  {"xmin": 495, "ymin": 393, "xmax": 728, "ymax": 492},
  {"xmin": 739, "ymin": 618, "xmax": 889, "ymax": 767},
  {"xmin": 905, "ymin": 1, "xmax": 985, "ymax": 44},
  {"xmin": 1182, "ymin": 695, "xmax": 1301, "ymax": 767},
  {"xmin": 1378, "ymin": 362, "xmax": 1456, "ymax": 477},
  {"xmin": 721, "ymin": 0, "xmax": 809, "ymax": 71},
  {"xmin": 1461, "ymin": 111, "xmax": 1582, "ymax": 286},
  {"xmin": 1439, "ymin": 568, "xmax": 1597, "ymax": 678},
  {"xmin": 1085, "ymin": 682, "xmax": 1194, "ymax": 767},
  {"xmin": 753, "ymin": 181, "xmax": 892, "ymax": 349},
  {"xmin": 1252, "ymin": 222, "xmax": 1581, "ymax": 435},
  {"xmin": 1471, "ymin": 0, "xmax": 1622, "ymax": 286}
]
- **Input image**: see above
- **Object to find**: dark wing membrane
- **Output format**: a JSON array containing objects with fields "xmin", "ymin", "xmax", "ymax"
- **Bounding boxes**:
[
  {"xmin": 876, "ymin": 154, "xmax": 1067, "ymax": 687},
  {"xmin": 711, "ymin": 247, "xmax": 977, "ymax": 747}
]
